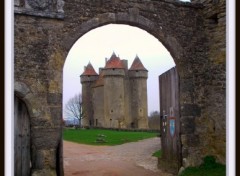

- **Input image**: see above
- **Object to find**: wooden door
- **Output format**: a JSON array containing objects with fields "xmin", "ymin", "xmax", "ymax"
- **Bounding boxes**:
[
  {"xmin": 14, "ymin": 95, "xmax": 31, "ymax": 176},
  {"xmin": 159, "ymin": 67, "xmax": 181, "ymax": 174}
]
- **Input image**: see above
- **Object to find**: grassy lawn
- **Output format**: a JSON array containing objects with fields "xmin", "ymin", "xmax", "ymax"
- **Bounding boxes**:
[
  {"xmin": 152, "ymin": 149, "xmax": 162, "ymax": 158},
  {"xmin": 180, "ymin": 156, "xmax": 226, "ymax": 176},
  {"xmin": 63, "ymin": 128, "xmax": 158, "ymax": 146}
]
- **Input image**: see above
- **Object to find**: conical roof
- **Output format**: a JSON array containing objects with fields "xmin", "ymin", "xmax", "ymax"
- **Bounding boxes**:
[
  {"xmin": 105, "ymin": 52, "xmax": 125, "ymax": 69},
  {"xmin": 129, "ymin": 55, "xmax": 147, "ymax": 71},
  {"xmin": 81, "ymin": 62, "xmax": 98, "ymax": 76}
]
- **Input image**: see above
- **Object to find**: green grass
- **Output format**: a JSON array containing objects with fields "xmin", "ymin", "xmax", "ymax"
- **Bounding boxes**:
[
  {"xmin": 180, "ymin": 156, "xmax": 226, "ymax": 176},
  {"xmin": 63, "ymin": 128, "xmax": 158, "ymax": 146},
  {"xmin": 152, "ymin": 149, "xmax": 162, "ymax": 158}
]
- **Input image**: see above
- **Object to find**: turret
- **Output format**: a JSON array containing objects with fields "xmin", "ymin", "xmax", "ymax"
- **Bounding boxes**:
[
  {"xmin": 129, "ymin": 55, "xmax": 149, "ymax": 129},
  {"xmin": 80, "ymin": 62, "xmax": 98, "ymax": 127},
  {"xmin": 102, "ymin": 52, "xmax": 126, "ymax": 77},
  {"xmin": 80, "ymin": 62, "xmax": 99, "ymax": 83},
  {"xmin": 102, "ymin": 52, "xmax": 126, "ymax": 128},
  {"xmin": 128, "ymin": 55, "xmax": 148, "ymax": 78}
]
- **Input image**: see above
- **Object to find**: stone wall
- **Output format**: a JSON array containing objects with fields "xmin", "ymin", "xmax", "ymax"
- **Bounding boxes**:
[
  {"xmin": 14, "ymin": 0, "xmax": 225, "ymax": 175},
  {"xmin": 103, "ymin": 73, "xmax": 126, "ymax": 128},
  {"xmin": 190, "ymin": 0, "xmax": 226, "ymax": 164},
  {"xmin": 14, "ymin": 14, "xmax": 65, "ymax": 175},
  {"xmin": 92, "ymin": 86, "xmax": 105, "ymax": 127}
]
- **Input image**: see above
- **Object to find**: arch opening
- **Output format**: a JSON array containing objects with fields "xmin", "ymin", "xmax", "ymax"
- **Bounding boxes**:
[
  {"xmin": 63, "ymin": 24, "xmax": 176, "ymax": 129},
  {"xmin": 62, "ymin": 23, "xmax": 181, "ymax": 175},
  {"xmin": 14, "ymin": 94, "xmax": 32, "ymax": 176}
]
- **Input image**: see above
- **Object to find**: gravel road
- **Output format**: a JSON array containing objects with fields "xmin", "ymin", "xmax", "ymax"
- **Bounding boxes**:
[{"xmin": 63, "ymin": 137, "xmax": 173, "ymax": 176}]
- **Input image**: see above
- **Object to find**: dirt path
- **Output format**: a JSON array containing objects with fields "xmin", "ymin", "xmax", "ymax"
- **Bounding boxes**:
[{"xmin": 63, "ymin": 137, "xmax": 173, "ymax": 176}]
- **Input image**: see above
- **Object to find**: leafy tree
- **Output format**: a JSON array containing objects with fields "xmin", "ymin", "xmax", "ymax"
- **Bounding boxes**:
[{"xmin": 64, "ymin": 93, "xmax": 84, "ymax": 128}]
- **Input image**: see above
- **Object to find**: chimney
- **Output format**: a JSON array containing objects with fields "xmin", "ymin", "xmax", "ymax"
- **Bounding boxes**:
[{"xmin": 121, "ymin": 59, "xmax": 128, "ymax": 70}]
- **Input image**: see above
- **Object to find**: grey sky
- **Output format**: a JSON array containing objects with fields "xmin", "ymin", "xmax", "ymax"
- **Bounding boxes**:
[{"xmin": 63, "ymin": 24, "xmax": 175, "ymax": 119}]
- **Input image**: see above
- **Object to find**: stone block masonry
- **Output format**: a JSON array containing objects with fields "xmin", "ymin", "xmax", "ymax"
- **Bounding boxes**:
[{"xmin": 14, "ymin": 0, "xmax": 225, "ymax": 175}]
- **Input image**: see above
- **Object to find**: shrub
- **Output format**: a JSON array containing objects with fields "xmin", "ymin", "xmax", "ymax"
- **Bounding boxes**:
[
  {"xmin": 180, "ymin": 155, "xmax": 226, "ymax": 176},
  {"xmin": 152, "ymin": 150, "xmax": 162, "ymax": 158}
]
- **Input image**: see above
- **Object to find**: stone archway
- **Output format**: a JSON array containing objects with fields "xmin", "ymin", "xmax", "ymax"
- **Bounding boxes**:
[
  {"xmin": 60, "ymin": 10, "xmax": 195, "ymax": 172},
  {"xmin": 14, "ymin": 95, "xmax": 31, "ymax": 176},
  {"xmin": 63, "ymin": 12, "xmax": 183, "ymax": 66},
  {"xmin": 14, "ymin": 82, "xmax": 32, "ymax": 176},
  {"xmin": 62, "ymin": 16, "xmax": 184, "ymax": 173},
  {"xmin": 14, "ymin": 81, "xmax": 63, "ymax": 175},
  {"xmin": 14, "ymin": 0, "xmax": 226, "ymax": 175}
]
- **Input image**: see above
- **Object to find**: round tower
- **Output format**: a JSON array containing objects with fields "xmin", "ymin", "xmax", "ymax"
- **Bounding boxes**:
[
  {"xmin": 129, "ymin": 55, "xmax": 149, "ymax": 129},
  {"xmin": 102, "ymin": 52, "xmax": 126, "ymax": 128},
  {"xmin": 80, "ymin": 62, "xmax": 98, "ymax": 127}
]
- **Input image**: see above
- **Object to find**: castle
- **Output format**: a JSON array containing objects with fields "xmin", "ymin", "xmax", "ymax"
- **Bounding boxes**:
[{"xmin": 80, "ymin": 52, "xmax": 149, "ymax": 129}]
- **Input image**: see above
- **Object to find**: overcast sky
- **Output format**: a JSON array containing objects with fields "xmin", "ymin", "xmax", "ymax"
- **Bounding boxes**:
[{"xmin": 63, "ymin": 24, "xmax": 175, "ymax": 119}]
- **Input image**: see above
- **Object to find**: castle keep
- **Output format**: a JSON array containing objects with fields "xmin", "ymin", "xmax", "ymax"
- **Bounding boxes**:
[{"xmin": 80, "ymin": 53, "xmax": 149, "ymax": 129}]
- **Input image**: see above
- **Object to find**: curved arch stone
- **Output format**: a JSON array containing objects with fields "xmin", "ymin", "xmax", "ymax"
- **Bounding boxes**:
[
  {"xmin": 14, "ymin": 81, "xmax": 41, "ymax": 118},
  {"xmin": 64, "ymin": 12, "xmax": 155, "ymax": 50},
  {"xmin": 14, "ymin": 81, "xmax": 30, "ymax": 98},
  {"xmin": 63, "ymin": 12, "xmax": 182, "ymax": 65}
]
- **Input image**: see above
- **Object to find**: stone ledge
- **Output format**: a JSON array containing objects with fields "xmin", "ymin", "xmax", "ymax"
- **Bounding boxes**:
[{"xmin": 14, "ymin": 8, "xmax": 64, "ymax": 19}]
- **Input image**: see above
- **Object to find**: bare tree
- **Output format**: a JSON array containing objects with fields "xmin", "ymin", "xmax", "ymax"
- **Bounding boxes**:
[
  {"xmin": 65, "ymin": 93, "xmax": 84, "ymax": 128},
  {"xmin": 148, "ymin": 110, "xmax": 160, "ymax": 130},
  {"xmin": 149, "ymin": 111, "xmax": 160, "ymax": 118}
]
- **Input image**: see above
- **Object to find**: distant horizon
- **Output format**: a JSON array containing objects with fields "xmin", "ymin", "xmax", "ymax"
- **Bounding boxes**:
[{"xmin": 63, "ymin": 24, "xmax": 175, "ymax": 119}]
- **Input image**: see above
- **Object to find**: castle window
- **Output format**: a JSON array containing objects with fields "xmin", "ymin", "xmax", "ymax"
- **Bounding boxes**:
[
  {"xmin": 111, "ymin": 110, "xmax": 113, "ymax": 113},
  {"xmin": 131, "ymin": 122, "xmax": 134, "ymax": 128}
]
